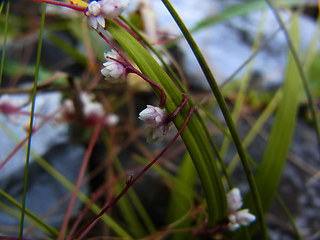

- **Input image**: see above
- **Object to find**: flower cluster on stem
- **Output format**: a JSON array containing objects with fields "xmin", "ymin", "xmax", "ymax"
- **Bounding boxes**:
[
  {"xmin": 62, "ymin": 92, "xmax": 119, "ymax": 126},
  {"xmin": 85, "ymin": 0, "xmax": 129, "ymax": 29},
  {"xmin": 227, "ymin": 188, "xmax": 256, "ymax": 231},
  {"xmin": 139, "ymin": 105, "xmax": 169, "ymax": 142},
  {"xmin": 101, "ymin": 49, "xmax": 126, "ymax": 79}
]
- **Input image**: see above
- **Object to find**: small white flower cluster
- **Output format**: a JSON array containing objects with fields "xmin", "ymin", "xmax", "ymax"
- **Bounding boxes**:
[
  {"xmin": 86, "ymin": 0, "xmax": 130, "ymax": 29},
  {"xmin": 227, "ymin": 188, "xmax": 256, "ymax": 231},
  {"xmin": 138, "ymin": 105, "xmax": 169, "ymax": 142},
  {"xmin": 101, "ymin": 49, "xmax": 125, "ymax": 79},
  {"xmin": 63, "ymin": 92, "xmax": 119, "ymax": 126}
]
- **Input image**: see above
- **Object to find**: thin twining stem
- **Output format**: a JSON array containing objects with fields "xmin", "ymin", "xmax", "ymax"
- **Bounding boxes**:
[
  {"xmin": 30, "ymin": 0, "xmax": 87, "ymax": 11},
  {"xmin": 72, "ymin": 95, "xmax": 193, "ymax": 239}
]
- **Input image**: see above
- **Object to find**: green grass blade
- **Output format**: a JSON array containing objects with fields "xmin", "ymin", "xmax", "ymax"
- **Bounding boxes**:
[
  {"xmin": 19, "ymin": 3, "xmax": 46, "ymax": 239},
  {"xmin": 160, "ymin": 0, "xmax": 267, "ymax": 236},
  {"xmin": 113, "ymin": 159, "xmax": 149, "ymax": 238},
  {"xmin": 238, "ymin": 14, "xmax": 302, "ymax": 238},
  {"xmin": 228, "ymin": 90, "xmax": 282, "ymax": 174},
  {"xmin": 166, "ymin": 153, "xmax": 197, "ymax": 240},
  {"xmin": 255, "ymin": 7, "xmax": 303, "ymax": 212},
  {"xmin": 0, "ymin": 121, "xmax": 131, "ymax": 238},
  {"xmin": 0, "ymin": 0, "xmax": 10, "ymax": 87},
  {"xmin": 126, "ymin": 187, "xmax": 156, "ymax": 234},
  {"xmin": 133, "ymin": 155, "xmax": 201, "ymax": 202},
  {"xmin": 106, "ymin": 20, "xmax": 227, "ymax": 226},
  {"xmin": 0, "ymin": 190, "xmax": 59, "ymax": 237},
  {"xmin": 190, "ymin": 0, "xmax": 300, "ymax": 34},
  {"xmin": 266, "ymin": 0, "xmax": 320, "ymax": 152},
  {"xmin": 275, "ymin": 194, "xmax": 302, "ymax": 240}
]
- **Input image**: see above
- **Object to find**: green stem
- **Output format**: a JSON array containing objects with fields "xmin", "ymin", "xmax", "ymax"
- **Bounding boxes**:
[
  {"xmin": 266, "ymin": 0, "xmax": 320, "ymax": 154},
  {"xmin": 0, "ymin": 0, "xmax": 10, "ymax": 87},
  {"xmin": 160, "ymin": 0, "xmax": 268, "ymax": 238},
  {"xmin": 275, "ymin": 194, "xmax": 302, "ymax": 240},
  {"xmin": 19, "ymin": 3, "xmax": 46, "ymax": 239}
]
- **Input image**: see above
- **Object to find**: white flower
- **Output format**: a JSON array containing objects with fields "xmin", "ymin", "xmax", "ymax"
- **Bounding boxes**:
[
  {"xmin": 81, "ymin": 93, "xmax": 105, "ymax": 118},
  {"xmin": 226, "ymin": 188, "xmax": 256, "ymax": 231},
  {"xmin": 100, "ymin": 0, "xmax": 129, "ymax": 19},
  {"xmin": 101, "ymin": 50, "xmax": 125, "ymax": 79},
  {"xmin": 86, "ymin": 0, "xmax": 129, "ymax": 29},
  {"xmin": 227, "ymin": 188, "xmax": 243, "ymax": 213},
  {"xmin": 62, "ymin": 92, "xmax": 119, "ymax": 126},
  {"xmin": 139, "ymin": 105, "xmax": 169, "ymax": 142},
  {"xmin": 138, "ymin": 105, "xmax": 167, "ymax": 126},
  {"xmin": 86, "ymin": 1, "xmax": 106, "ymax": 29},
  {"xmin": 233, "ymin": 209, "xmax": 256, "ymax": 226},
  {"xmin": 104, "ymin": 113, "xmax": 119, "ymax": 126}
]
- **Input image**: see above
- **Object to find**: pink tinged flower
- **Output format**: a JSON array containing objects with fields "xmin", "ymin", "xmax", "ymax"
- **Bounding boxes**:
[
  {"xmin": 100, "ymin": 0, "xmax": 130, "ymax": 19},
  {"xmin": 227, "ymin": 188, "xmax": 243, "ymax": 213},
  {"xmin": 80, "ymin": 93, "xmax": 105, "ymax": 118},
  {"xmin": 85, "ymin": 0, "xmax": 129, "ymax": 29},
  {"xmin": 86, "ymin": 1, "xmax": 105, "ymax": 29},
  {"xmin": 139, "ymin": 105, "xmax": 169, "ymax": 142},
  {"xmin": 101, "ymin": 50, "xmax": 125, "ymax": 79},
  {"xmin": 138, "ymin": 105, "xmax": 167, "ymax": 126},
  {"xmin": 62, "ymin": 92, "xmax": 119, "ymax": 126}
]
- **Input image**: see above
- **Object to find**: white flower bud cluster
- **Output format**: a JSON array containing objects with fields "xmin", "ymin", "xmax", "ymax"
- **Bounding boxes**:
[
  {"xmin": 86, "ymin": 0, "xmax": 129, "ymax": 29},
  {"xmin": 138, "ymin": 105, "xmax": 169, "ymax": 142},
  {"xmin": 227, "ymin": 188, "xmax": 256, "ymax": 231},
  {"xmin": 63, "ymin": 92, "xmax": 119, "ymax": 126},
  {"xmin": 101, "ymin": 50, "xmax": 125, "ymax": 79}
]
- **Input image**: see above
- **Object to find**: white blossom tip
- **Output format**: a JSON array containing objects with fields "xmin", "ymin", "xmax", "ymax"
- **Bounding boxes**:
[
  {"xmin": 139, "ymin": 105, "xmax": 169, "ymax": 142},
  {"xmin": 86, "ymin": 0, "xmax": 129, "ymax": 29},
  {"xmin": 226, "ymin": 188, "xmax": 256, "ymax": 231},
  {"xmin": 138, "ymin": 105, "xmax": 167, "ymax": 126},
  {"xmin": 101, "ymin": 50, "xmax": 125, "ymax": 79},
  {"xmin": 227, "ymin": 188, "xmax": 243, "ymax": 213}
]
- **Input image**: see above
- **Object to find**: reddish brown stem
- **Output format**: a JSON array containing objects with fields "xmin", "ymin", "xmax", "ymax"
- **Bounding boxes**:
[
  {"xmin": 166, "ymin": 93, "xmax": 187, "ymax": 123},
  {"xmin": 0, "ymin": 107, "xmax": 63, "ymax": 169},
  {"xmin": 72, "ymin": 98, "xmax": 194, "ymax": 239},
  {"xmin": 30, "ymin": 0, "xmax": 87, "ymax": 11},
  {"xmin": 127, "ymin": 67, "xmax": 167, "ymax": 108},
  {"xmin": 58, "ymin": 122, "xmax": 103, "ymax": 240}
]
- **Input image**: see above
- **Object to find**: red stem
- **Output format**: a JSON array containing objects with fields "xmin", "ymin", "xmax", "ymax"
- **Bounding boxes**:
[
  {"xmin": 58, "ymin": 122, "xmax": 103, "ymax": 240},
  {"xmin": 30, "ymin": 0, "xmax": 87, "ymax": 12},
  {"xmin": 98, "ymin": 31, "xmax": 131, "ymax": 66},
  {"xmin": 127, "ymin": 67, "xmax": 167, "ymax": 108},
  {"xmin": 113, "ymin": 18, "xmax": 145, "ymax": 45},
  {"xmin": 166, "ymin": 93, "xmax": 187, "ymax": 123},
  {"xmin": 72, "ymin": 98, "xmax": 194, "ymax": 239},
  {"xmin": 0, "ymin": 108, "xmax": 63, "ymax": 169}
]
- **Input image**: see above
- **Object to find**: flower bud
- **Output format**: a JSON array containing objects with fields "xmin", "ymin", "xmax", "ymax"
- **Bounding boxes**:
[
  {"xmin": 226, "ymin": 188, "xmax": 256, "ymax": 231},
  {"xmin": 100, "ymin": 0, "xmax": 129, "ymax": 19},
  {"xmin": 227, "ymin": 188, "xmax": 243, "ymax": 213},
  {"xmin": 101, "ymin": 50, "xmax": 125, "ymax": 79},
  {"xmin": 234, "ymin": 209, "xmax": 256, "ymax": 226},
  {"xmin": 138, "ymin": 105, "xmax": 167, "ymax": 126},
  {"xmin": 85, "ymin": 0, "xmax": 129, "ymax": 29}
]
